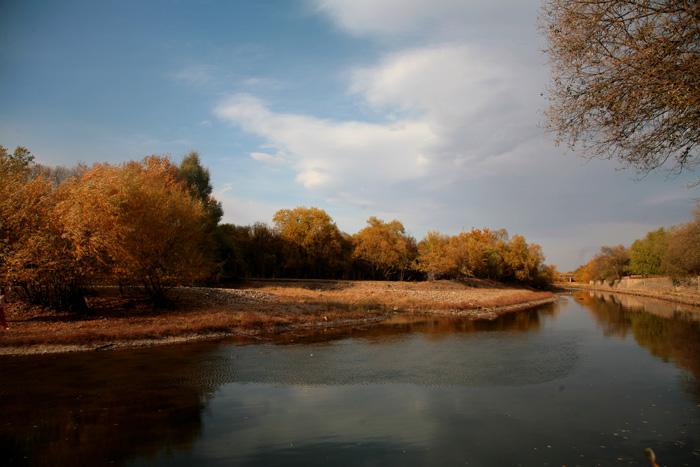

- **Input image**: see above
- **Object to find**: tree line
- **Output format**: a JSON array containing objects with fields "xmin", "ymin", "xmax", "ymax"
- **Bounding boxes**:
[
  {"xmin": 1, "ymin": 147, "xmax": 555, "ymax": 312},
  {"xmin": 573, "ymin": 204, "xmax": 700, "ymax": 283},
  {"xmin": 218, "ymin": 212, "xmax": 555, "ymax": 288}
]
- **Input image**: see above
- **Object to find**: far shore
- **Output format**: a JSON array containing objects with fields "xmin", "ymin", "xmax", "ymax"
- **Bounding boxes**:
[
  {"xmin": 0, "ymin": 279, "xmax": 555, "ymax": 356},
  {"xmin": 558, "ymin": 281, "xmax": 700, "ymax": 307}
]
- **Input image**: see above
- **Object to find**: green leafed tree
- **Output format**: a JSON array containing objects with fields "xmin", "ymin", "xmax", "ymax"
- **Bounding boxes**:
[
  {"xmin": 178, "ymin": 151, "xmax": 223, "ymax": 227},
  {"xmin": 629, "ymin": 228, "xmax": 668, "ymax": 276},
  {"xmin": 663, "ymin": 204, "xmax": 700, "ymax": 277}
]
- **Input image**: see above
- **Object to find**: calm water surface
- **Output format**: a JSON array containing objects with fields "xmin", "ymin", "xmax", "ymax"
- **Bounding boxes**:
[{"xmin": 2, "ymin": 291, "xmax": 700, "ymax": 466}]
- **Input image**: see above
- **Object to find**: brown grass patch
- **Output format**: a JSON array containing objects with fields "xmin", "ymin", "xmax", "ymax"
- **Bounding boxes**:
[{"xmin": 0, "ymin": 279, "xmax": 553, "ymax": 351}]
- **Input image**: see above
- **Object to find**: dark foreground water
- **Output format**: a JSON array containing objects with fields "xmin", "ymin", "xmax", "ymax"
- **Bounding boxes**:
[{"xmin": 2, "ymin": 291, "xmax": 700, "ymax": 466}]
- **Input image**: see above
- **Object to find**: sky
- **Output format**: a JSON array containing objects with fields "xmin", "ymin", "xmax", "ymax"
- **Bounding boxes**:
[{"xmin": 1, "ymin": 0, "xmax": 697, "ymax": 271}]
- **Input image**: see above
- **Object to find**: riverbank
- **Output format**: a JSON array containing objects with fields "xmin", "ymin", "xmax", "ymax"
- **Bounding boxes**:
[
  {"xmin": 559, "ymin": 281, "xmax": 700, "ymax": 307},
  {"xmin": 0, "ymin": 279, "xmax": 554, "ymax": 356}
]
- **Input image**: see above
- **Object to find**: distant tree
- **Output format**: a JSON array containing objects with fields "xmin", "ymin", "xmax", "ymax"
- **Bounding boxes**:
[
  {"xmin": 58, "ymin": 156, "xmax": 213, "ymax": 305},
  {"xmin": 178, "ymin": 152, "xmax": 223, "ymax": 227},
  {"xmin": 0, "ymin": 145, "xmax": 34, "ymax": 171},
  {"xmin": 505, "ymin": 235, "xmax": 544, "ymax": 284},
  {"xmin": 272, "ymin": 207, "xmax": 346, "ymax": 277},
  {"xmin": 542, "ymin": 0, "xmax": 700, "ymax": 175},
  {"xmin": 415, "ymin": 228, "xmax": 552, "ymax": 286},
  {"xmin": 416, "ymin": 231, "xmax": 454, "ymax": 280},
  {"xmin": 592, "ymin": 245, "xmax": 630, "ymax": 281},
  {"xmin": 213, "ymin": 224, "xmax": 250, "ymax": 280},
  {"xmin": 251, "ymin": 223, "xmax": 284, "ymax": 277},
  {"xmin": 629, "ymin": 228, "xmax": 668, "ymax": 276},
  {"xmin": 352, "ymin": 217, "xmax": 417, "ymax": 280},
  {"xmin": 574, "ymin": 262, "xmax": 594, "ymax": 283},
  {"xmin": 447, "ymin": 231, "xmax": 487, "ymax": 279},
  {"xmin": 663, "ymin": 204, "xmax": 700, "ymax": 276},
  {"xmin": 447, "ymin": 229, "xmax": 509, "ymax": 280}
]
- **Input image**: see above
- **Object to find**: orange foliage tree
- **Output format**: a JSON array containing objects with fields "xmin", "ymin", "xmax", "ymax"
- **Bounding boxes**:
[
  {"xmin": 272, "ymin": 207, "xmax": 347, "ymax": 278},
  {"xmin": 416, "ymin": 231, "xmax": 453, "ymax": 280},
  {"xmin": 0, "ymin": 147, "xmax": 90, "ymax": 311},
  {"xmin": 352, "ymin": 217, "xmax": 417, "ymax": 280},
  {"xmin": 415, "ymin": 228, "xmax": 553, "ymax": 286},
  {"xmin": 57, "ymin": 156, "xmax": 212, "ymax": 304}
]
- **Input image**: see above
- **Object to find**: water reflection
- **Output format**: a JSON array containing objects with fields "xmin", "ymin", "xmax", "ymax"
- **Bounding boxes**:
[
  {"xmin": 575, "ymin": 291, "xmax": 700, "ymax": 380},
  {"xmin": 1, "ymin": 295, "xmax": 699, "ymax": 466},
  {"xmin": 0, "ymin": 343, "xmax": 232, "ymax": 466},
  {"xmin": 278, "ymin": 302, "xmax": 560, "ymax": 345}
]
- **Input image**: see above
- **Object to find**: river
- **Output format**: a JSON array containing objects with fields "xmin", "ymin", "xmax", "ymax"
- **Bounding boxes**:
[{"xmin": 1, "ymin": 291, "xmax": 699, "ymax": 466}]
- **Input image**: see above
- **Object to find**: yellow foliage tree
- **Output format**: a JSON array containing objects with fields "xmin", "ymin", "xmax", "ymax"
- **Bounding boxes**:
[
  {"xmin": 0, "ymin": 147, "xmax": 89, "ymax": 311},
  {"xmin": 272, "ymin": 207, "xmax": 346, "ymax": 277},
  {"xmin": 57, "ymin": 156, "xmax": 212, "ymax": 304},
  {"xmin": 352, "ymin": 217, "xmax": 417, "ymax": 280},
  {"xmin": 416, "ymin": 231, "xmax": 454, "ymax": 280}
]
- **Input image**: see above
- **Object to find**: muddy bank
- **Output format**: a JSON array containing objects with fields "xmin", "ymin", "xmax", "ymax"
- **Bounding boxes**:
[{"xmin": 0, "ymin": 280, "xmax": 554, "ymax": 356}]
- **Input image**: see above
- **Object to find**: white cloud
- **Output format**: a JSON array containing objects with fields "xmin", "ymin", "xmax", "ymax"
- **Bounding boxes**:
[
  {"xmin": 215, "ymin": 41, "xmax": 543, "ymax": 193},
  {"xmin": 214, "ymin": 189, "xmax": 280, "ymax": 226},
  {"xmin": 311, "ymin": 0, "xmax": 537, "ymax": 43},
  {"xmin": 215, "ymin": 93, "xmax": 437, "ymax": 190},
  {"xmin": 313, "ymin": 0, "xmax": 464, "ymax": 36},
  {"xmin": 250, "ymin": 151, "xmax": 286, "ymax": 165}
]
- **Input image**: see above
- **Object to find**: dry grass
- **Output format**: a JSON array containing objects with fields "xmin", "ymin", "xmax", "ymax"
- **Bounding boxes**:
[
  {"xmin": 247, "ymin": 278, "xmax": 552, "ymax": 311},
  {"xmin": 0, "ymin": 279, "xmax": 553, "ymax": 351}
]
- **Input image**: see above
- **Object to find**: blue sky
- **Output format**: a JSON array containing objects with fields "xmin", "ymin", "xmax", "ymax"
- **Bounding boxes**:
[{"xmin": 1, "ymin": 0, "xmax": 697, "ymax": 270}]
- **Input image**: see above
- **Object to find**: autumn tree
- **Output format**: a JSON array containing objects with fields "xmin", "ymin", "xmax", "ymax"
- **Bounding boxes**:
[
  {"xmin": 446, "ymin": 229, "xmax": 509, "ymax": 280},
  {"xmin": 272, "ymin": 207, "xmax": 347, "ymax": 277},
  {"xmin": 629, "ymin": 228, "xmax": 668, "ymax": 276},
  {"xmin": 416, "ymin": 231, "xmax": 454, "ymax": 280},
  {"xmin": 57, "ymin": 156, "xmax": 213, "ymax": 305},
  {"xmin": 505, "ymin": 235, "xmax": 544, "ymax": 283},
  {"xmin": 663, "ymin": 204, "xmax": 700, "ymax": 276},
  {"xmin": 352, "ymin": 217, "xmax": 417, "ymax": 280},
  {"xmin": 590, "ymin": 245, "xmax": 630, "ymax": 281},
  {"xmin": 0, "ymin": 146, "xmax": 89, "ymax": 311},
  {"xmin": 542, "ymin": 0, "xmax": 700, "ymax": 175},
  {"xmin": 415, "ymin": 228, "xmax": 552, "ymax": 286},
  {"xmin": 573, "ymin": 262, "xmax": 595, "ymax": 283}
]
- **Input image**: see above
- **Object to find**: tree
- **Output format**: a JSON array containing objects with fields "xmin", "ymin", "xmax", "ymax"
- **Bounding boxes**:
[
  {"xmin": 0, "ymin": 146, "xmax": 89, "ymax": 312},
  {"xmin": 416, "ymin": 231, "xmax": 454, "ymax": 280},
  {"xmin": 574, "ymin": 262, "xmax": 595, "ymax": 283},
  {"xmin": 505, "ymin": 235, "xmax": 544, "ymax": 284},
  {"xmin": 629, "ymin": 228, "xmax": 668, "ymax": 275},
  {"xmin": 542, "ymin": 0, "xmax": 700, "ymax": 175},
  {"xmin": 352, "ymin": 217, "xmax": 417, "ymax": 280},
  {"xmin": 57, "ymin": 156, "xmax": 213, "ymax": 305},
  {"xmin": 593, "ymin": 245, "xmax": 630, "ymax": 280},
  {"xmin": 178, "ymin": 152, "xmax": 223, "ymax": 227},
  {"xmin": 447, "ymin": 229, "xmax": 509, "ymax": 280},
  {"xmin": 272, "ymin": 207, "xmax": 346, "ymax": 277},
  {"xmin": 663, "ymin": 203, "xmax": 700, "ymax": 276}
]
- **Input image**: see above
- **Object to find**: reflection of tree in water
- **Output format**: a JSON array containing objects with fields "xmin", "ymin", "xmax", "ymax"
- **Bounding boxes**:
[
  {"xmin": 278, "ymin": 302, "xmax": 560, "ymax": 345},
  {"xmin": 575, "ymin": 291, "xmax": 700, "ymax": 382},
  {"xmin": 0, "ymin": 341, "xmax": 231, "ymax": 466},
  {"xmin": 0, "ymin": 304, "xmax": 561, "ymax": 466}
]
